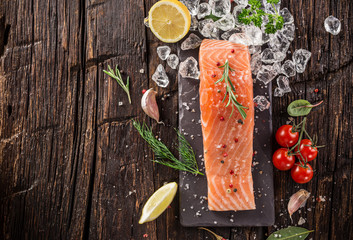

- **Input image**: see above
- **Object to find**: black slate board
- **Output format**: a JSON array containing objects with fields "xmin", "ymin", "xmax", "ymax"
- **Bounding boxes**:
[{"xmin": 178, "ymin": 36, "xmax": 275, "ymax": 227}]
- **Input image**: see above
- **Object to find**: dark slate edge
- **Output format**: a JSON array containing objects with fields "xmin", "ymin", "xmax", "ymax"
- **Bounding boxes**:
[{"xmin": 178, "ymin": 34, "xmax": 275, "ymax": 227}]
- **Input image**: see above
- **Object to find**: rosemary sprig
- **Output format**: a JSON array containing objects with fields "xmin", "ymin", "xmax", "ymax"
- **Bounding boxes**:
[
  {"xmin": 215, "ymin": 60, "xmax": 248, "ymax": 120},
  {"xmin": 103, "ymin": 65, "xmax": 131, "ymax": 104},
  {"xmin": 133, "ymin": 120, "xmax": 204, "ymax": 176}
]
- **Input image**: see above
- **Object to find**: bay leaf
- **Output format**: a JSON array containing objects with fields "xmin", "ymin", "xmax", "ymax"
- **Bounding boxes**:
[{"xmin": 267, "ymin": 226, "xmax": 314, "ymax": 240}]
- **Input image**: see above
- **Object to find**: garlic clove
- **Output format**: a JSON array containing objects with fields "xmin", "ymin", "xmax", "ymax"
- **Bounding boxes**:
[
  {"xmin": 141, "ymin": 88, "xmax": 161, "ymax": 123},
  {"xmin": 288, "ymin": 189, "xmax": 310, "ymax": 218}
]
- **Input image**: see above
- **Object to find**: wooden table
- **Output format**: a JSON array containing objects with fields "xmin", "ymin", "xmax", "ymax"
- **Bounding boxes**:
[{"xmin": 0, "ymin": 0, "xmax": 352, "ymax": 239}]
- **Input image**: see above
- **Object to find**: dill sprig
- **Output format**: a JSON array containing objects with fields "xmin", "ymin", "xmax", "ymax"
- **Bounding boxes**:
[
  {"xmin": 133, "ymin": 120, "xmax": 204, "ymax": 176},
  {"xmin": 103, "ymin": 65, "xmax": 131, "ymax": 104},
  {"xmin": 215, "ymin": 60, "xmax": 248, "ymax": 120}
]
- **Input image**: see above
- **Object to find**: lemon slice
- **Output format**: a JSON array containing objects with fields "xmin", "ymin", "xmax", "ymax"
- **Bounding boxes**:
[
  {"xmin": 148, "ymin": 0, "xmax": 191, "ymax": 43},
  {"xmin": 139, "ymin": 182, "xmax": 178, "ymax": 224}
]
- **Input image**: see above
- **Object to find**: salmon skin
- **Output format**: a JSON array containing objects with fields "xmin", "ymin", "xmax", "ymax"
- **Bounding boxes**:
[{"xmin": 199, "ymin": 39, "xmax": 255, "ymax": 211}]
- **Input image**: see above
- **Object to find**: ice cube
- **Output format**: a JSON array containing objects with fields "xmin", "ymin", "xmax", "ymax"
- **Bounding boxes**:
[
  {"xmin": 209, "ymin": 0, "xmax": 231, "ymax": 17},
  {"xmin": 281, "ymin": 60, "xmax": 296, "ymax": 77},
  {"xmin": 200, "ymin": 22, "xmax": 215, "ymax": 38},
  {"xmin": 179, "ymin": 57, "xmax": 200, "ymax": 79},
  {"xmin": 233, "ymin": 5, "xmax": 246, "ymax": 26},
  {"xmin": 251, "ymin": 52, "xmax": 262, "ymax": 75},
  {"xmin": 198, "ymin": 19, "xmax": 214, "ymax": 36},
  {"xmin": 152, "ymin": 64, "xmax": 169, "ymax": 87},
  {"xmin": 277, "ymin": 75, "xmax": 291, "ymax": 93},
  {"xmin": 293, "ymin": 49, "xmax": 311, "ymax": 73},
  {"xmin": 228, "ymin": 33, "xmax": 252, "ymax": 46},
  {"xmin": 190, "ymin": 16, "xmax": 199, "ymax": 31},
  {"xmin": 210, "ymin": 27, "xmax": 221, "ymax": 39},
  {"xmin": 324, "ymin": 15, "xmax": 341, "ymax": 35},
  {"xmin": 280, "ymin": 8, "xmax": 294, "ymax": 25},
  {"xmin": 144, "ymin": 17, "xmax": 149, "ymax": 28},
  {"xmin": 254, "ymin": 95, "xmax": 271, "ymax": 111},
  {"xmin": 197, "ymin": 3, "xmax": 211, "ymax": 19},
  {"xmin": 249, "ymin": 45, "xmax": 261, "ymax": 55},
  {"xmin": 198, "ymin": 19, "xmax": 213, "ymax": 30},
  {"xmin": 215, "ymin": 13, "xmax": 235, "ymax": 31},
  {"xmin": 273, "ymin": 62, "xmax": 282, "ymax": 74},
  {"xmin": 261, "ymin": 31, "xmax": 270, "ymax": 44},
  {"xmin": 234, "ymin": 0, "xmax": 248, "ymax": 6},
  {"xmin": 167, "ymin": 54, "xmax": 179, "ymax": 69},
  {"xmin": 157, "ymin": 46, "xmax": 171, "ymax": 60},
  {"xmin": 181, "ymin": 33, "xmax": 202, "ymax": 50},
  {"xmin": 221, "ymin": 27, "xmax": 243, "ymax": 40},
  {"xmin": 273, "ymin": 87, "xmax": 284, "ymax": 97},
  {"xmin": 180, "ymin": 0, "xmax": 200, "ymax": 16},
  {"xmin": 280, "ymin": 23, "xmax": 295, "ymax": 41},
  {"xmin": 244, "ymin": 25, "xmax": 263, "ymax": 45},
  {"xmin": 262, "ymin": 0, "xmax": 280, "ymax": 15},
  {"xmin": 269, "ymin": 32, "xmax": 291, "ymax": 53},
  {"xmin": 261, "ymin": 48, "xmax": 285, "ymax": 64},
  {"xmin": 256, "ymin": 65, "xmax": 278, "ymax": 84},
  {"xmin": 261, "ymin": 48, "xmax": 276, "ymax": 64}
]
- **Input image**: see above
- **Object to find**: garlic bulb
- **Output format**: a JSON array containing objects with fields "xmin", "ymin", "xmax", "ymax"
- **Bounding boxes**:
[
  {"xmin": 288, "ymin": 189, "xmax": 310, "ymax": 218},
  {"xmin": 141, "ymin": 88, "xmax": 161, "ymax": 123}
]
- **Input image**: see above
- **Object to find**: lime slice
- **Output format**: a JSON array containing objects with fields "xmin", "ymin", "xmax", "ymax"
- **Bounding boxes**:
[{"xmin": 139, "ymin": 182, "xmax": 178, "ymax": 224}]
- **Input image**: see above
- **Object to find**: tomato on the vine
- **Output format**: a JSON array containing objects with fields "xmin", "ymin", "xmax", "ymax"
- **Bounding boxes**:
[
  {"xmin": 297, "ymin": 139, "xmax": 318, "ymax": 162},
  {"xmin": 291, "ymin": 163, "xmax": 314, "ymax": 184},
  {"xmin": 275, "ymin": 125, "xmax": 299, "ymax": 147},
  {"xmin": 272, "ymin": 148, "xmax": 295, "ymax": 171}
]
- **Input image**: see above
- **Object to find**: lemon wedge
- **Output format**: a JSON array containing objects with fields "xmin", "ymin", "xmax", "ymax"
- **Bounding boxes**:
[
  {"xmin": 139, "ymin": 182, "xmax": 178, "ymax": 224},
  {"xmin": 148, "ymin": 0, "xmax": 191, "ymax": 43}
]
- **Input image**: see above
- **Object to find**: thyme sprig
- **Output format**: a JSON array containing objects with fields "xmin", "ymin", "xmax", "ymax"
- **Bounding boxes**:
[
  {"xmin": 133, "ymin": 120, "xmax": 204, "ymax": 176},
  {"xmin": 215, "ymin": 60, "xmax": 248, "ymax": 120},
  {"xmin": 103, "ymin": 65, "xmax": 132, "ymax": 104}
]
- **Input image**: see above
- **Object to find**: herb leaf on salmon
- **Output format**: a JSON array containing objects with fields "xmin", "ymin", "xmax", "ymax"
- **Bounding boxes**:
[{"xmin": 216, "ymin": 60, "xmax": 248, "ymax": 120}]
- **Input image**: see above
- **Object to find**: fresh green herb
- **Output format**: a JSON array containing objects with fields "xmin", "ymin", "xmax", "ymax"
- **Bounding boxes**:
[
  {"xmin": 103, "ymin": 65, "xmax": 132, "ymax": 104},
  {"xmin": 287, "ymin": 100, "xmax": 323, "ymax": 117},
  {"xmin": 133, "ymin": 120, "xmax": 204, "ymax": 176},
  {"xmin": 237, "ymin": 0, "xmax": 284, "ymax": 34},
  {"xmin": 286, "ymin": 99, "xmax": 324, "ymax": 158},
  {"xmin": 215, "ymin": 60, "xmax": 248, "ymax": 120},
  {"xmin": 204, "ymin": 14, "xmax": 221, "ymax": 22},
  {"xmin": 267, "ymin": 226, "xmax": 314, "ymax": 240}
]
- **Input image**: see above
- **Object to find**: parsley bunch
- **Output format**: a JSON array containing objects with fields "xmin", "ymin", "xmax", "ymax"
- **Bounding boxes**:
[{"xmin": 237, "ymin": 0, "xmax": 284, "ymax": 34}]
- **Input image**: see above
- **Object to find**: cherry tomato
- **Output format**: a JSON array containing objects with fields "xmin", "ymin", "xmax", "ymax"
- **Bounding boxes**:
[
  {"xmin": 291, "ymin": 163, "xmax": 314, "ymax": 184},
  {"xmin": 297, "ymin": 139, "xmax": 318, "ymax": 162},
  {"xmin": 275, "ymin": 125, "xmax": 299, "ymax": 147},
  {"xmin": 272, "ymin": 148, "xmax": 295, "ymax": 171}
]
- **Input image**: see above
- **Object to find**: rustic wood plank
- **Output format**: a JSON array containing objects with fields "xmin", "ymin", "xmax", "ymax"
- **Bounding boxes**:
[
  {"xmin": 0, "ymin": 0, "xmax": 89, "ymax": 239},
  {"xmin": 271, "ymin": 1, "xmax": 353, "ymax": 240},
  {"xmin": 0, "ymin": 0, "xmax": 352, "ymax": 239}
]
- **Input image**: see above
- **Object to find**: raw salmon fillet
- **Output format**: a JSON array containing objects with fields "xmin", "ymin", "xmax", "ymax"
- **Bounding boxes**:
[{"xmin": 199, "ymin": 39, "xmax": 255, "ymax": 211}]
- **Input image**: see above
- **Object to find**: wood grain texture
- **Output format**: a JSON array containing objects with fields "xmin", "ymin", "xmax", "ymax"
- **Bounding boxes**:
[{"xmin": 0, "ymin": 0, "xmax": 352, "ymax": 239}]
